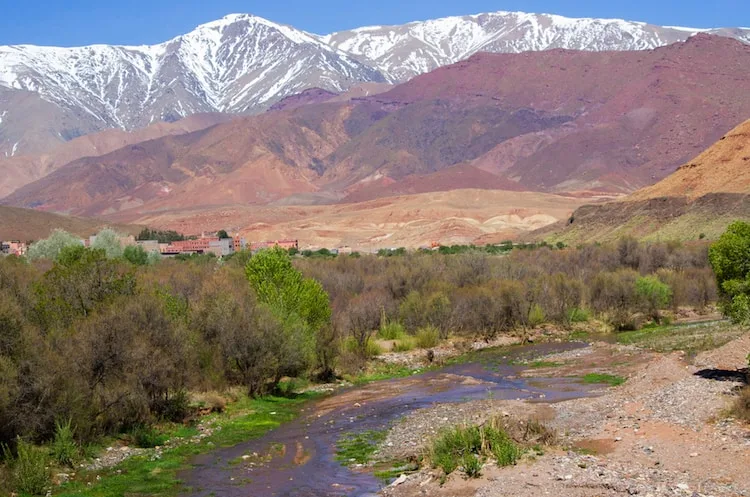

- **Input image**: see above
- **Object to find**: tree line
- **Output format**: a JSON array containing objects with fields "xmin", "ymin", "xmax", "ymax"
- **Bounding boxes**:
[{"xmin": 0, "ymin": 236, "xmax": 719, "ymax": 451}]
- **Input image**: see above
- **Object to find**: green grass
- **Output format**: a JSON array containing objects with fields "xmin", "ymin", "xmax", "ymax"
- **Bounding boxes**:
[
  {"xmin": 52, "ymin": 394, "xmax": 315, "ymax": 497},
  {"xmin": 616, "ymin": 321, "xmax": 740, "ymax": 356},
  {"xmin": 582, "ymin": 373, "xmax": 626, "ymax": 387},
  {"xmin": 526, "ymin": 361, "xmax": 565, "ymax": 369},
  {"xmin": 373, "ymin": 461, "xmax": 420, "ymax": 483},
  {"xmin": 335, "ymin": 430, "xmax": 387, "ymax": 466},
  {"xmin": 429, "ymin": 421, "xmax": 520, "ymax": 479},
  {"xmin": 347, "ymin": 362, "xmax": 425, "ymax": 386}
]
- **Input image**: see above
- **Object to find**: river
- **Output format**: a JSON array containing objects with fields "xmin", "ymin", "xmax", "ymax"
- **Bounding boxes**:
[{"xmin": 180, "ymin": 341, "xmax": 601, "ymax": 497}]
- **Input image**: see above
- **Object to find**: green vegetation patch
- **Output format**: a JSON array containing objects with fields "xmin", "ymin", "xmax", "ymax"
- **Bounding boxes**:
[
  {"xmin": 335, "ymin": 429, "xmax": 387, "ymax": 466},
  {"xmin": 616, "ymin": 321, "xmax": 741, "ymax": 356},
  {"xmin": 53, "ymin": 395, "xmax": 313, "ymax": 497},
  {"xmin": 582, "ymin": 373, "xmax": 626, "ymax": 387},
  {"xmin": 428, "ymin": 422, "xmax": 520, "ymax": 479}
]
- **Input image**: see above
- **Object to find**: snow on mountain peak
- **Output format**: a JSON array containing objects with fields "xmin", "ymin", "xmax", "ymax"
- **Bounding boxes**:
[{"xmin": 0, "ymin": 9, "xmax": 748, "ymax": 157}]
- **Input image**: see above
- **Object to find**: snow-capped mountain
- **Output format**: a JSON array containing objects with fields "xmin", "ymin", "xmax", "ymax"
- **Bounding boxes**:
[
  {"xmin": 323, "ymin": 12, "xmax": 750, "ymax": 80},
  {"xmin": 1, "ymin": 11, "xmax": 749, "ymax": 157}
]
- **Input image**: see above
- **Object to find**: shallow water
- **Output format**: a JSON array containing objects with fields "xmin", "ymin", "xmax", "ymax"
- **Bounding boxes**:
[{"xmin": 181, "ymin": 341, "xmax": 598, "ymax": 497}]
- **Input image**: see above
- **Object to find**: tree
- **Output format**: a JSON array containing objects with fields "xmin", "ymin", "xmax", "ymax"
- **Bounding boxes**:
[
  {"xmin": 123, "ymin": 245, "xmax": 149, "ymax": 266},
  {"xmin": 635, "ymin": 275, "xmax": 672, "ymax": 324},
  {"xmin": 91, "ymin": 228, "xmax": 124, "ymax": 259},
  {"xmin": 709, "ymin": 221, "xmax": 750, "ymax": 323},
  {"xmin": 216, "ymin": 230, "xmax": 230, "ymax": 239},
  {"xmin": 245, "ymin": 248, "xmax": 333, "ymax": 377},
  {"xmin": 26, "ymin": 230, "xmax": 82, "ymax": 261}
]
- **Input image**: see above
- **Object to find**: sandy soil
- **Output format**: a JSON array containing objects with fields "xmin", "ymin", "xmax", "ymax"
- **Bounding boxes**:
[
  {"xmin": 118, "ymin": 189, "xmax": 590, "ymax": 250},
  {"xmin": 380, "ymin": 334, "xmax": 750, "ymax": 497}
]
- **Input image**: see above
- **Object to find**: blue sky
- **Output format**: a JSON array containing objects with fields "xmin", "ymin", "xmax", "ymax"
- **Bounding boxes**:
[{"xmin": 2, "ymin": 0, "xmax": 748, "ymax": 47}]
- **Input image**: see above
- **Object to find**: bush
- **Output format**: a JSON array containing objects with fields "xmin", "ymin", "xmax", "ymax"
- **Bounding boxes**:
[
  {"xmin": 151, "ymin": 390, "xmax": 192, "ymax": 422},
  {"xmin": 392, "ymin": 336, "xmax": 416, "ymax": 352},
  {"xmin": 131, "ymin": 425, "xmax": 168, "ymax": 448},
  {"xmin": 527, "ymin": 304, "xmax": 546, "ymax": 327},
  {"xmin": 378, "ymin": 321, "xmax": 406, "ymax": 340},
  {"xmin": 461, "ymin": 453, "xmax": 482, "ymax": 478},
  {"xmin": 415, "ymin": 325, "xmax": 440, "ymax": 349},
  {"xmin": 429, "ymin": 420, "xmax": 519, "ymax": 478},
  {"xmin": 3, "ymin": 438, "xmax": 50, "ymax": 495},
  {"xmin": 343, "ymin": 337, "xmax": 382, "ymax": 358},
  {"xmin": 51, "ymin": 419, "xmax": 77, "ymax": 467},
  {"xmin": 568, "ymin": 308, "xmax": 590, "ymax": 323}
]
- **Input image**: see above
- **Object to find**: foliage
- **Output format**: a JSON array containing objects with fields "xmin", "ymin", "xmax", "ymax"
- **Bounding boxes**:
[
  {"xmin": 635, "ymin": 275, "xmax": 672, "ymax": 323},
  {"xmin": 415, "ymin": 325, "xmax": 440, "ymax": 349},
  {"xmin": 123, "ymin": 244, "xmax": 149, "ymax": 266},
  {"xmin": 51, "ymin": 419, "xmax": 78, "ymax": 467},
  {"xmin": 216, "ymin": 230, "xmax": 229, "ymax": 239},
  {"xmin": 90, "ymin": 228, "xmax": 124, "ymax": 259},
  {"xmin": 137, "ymin": 228, "xmax": 185, "ymax": 243},
  {"xmin": 582, "ymin": 373, "xmax": 626, "ymax": 387},
  {"xmin": 335, "ymin": 430, "xmax": 387, "ymax": 466},
  {"xmin": 429, "ymin": 420, "xmax": 519, "ymax": 478},
  {"xmin": 26, "ymin": 229, "xmax": 82, "ymax": 261},
  {"xmin": 730, "ymin": 387, "xmax": 750, "ymax": 423},
  {"xmin": 709, "ymin": 221, "xmax": 750, "ymax": 323},
  {"xmin": 378, "ymin": 320, "xmax": 406, "ymax": 340},
  {"xmin": 3, "ymin": 438, "xmax": 50, "ymax": 495}
]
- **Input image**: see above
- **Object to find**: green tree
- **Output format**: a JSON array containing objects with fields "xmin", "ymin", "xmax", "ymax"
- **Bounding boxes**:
[
  {"xmin": 245, "ymin": 248, "xmax": 332, "ymax": 378},
  {"xmin": 709, "ymin": 221, "xmax": 750, "ymax": 323},
  {"xmin": 91, "ymin": 228, "xmax": 124, "ymax": 259},
  {"xmin": 635, "ymin": 275, "xmax": 672, "ymax": 324},
  {"xmin": 123, "ymin": 245, "xmax": 149, "ymax": 266},
  {"xmin": 216, "ymin": 230, "xmax": 230, "ymax": 239},
  {"xmin": 26, "ymin": 229, "xmax": 82, "ymax": 261}
]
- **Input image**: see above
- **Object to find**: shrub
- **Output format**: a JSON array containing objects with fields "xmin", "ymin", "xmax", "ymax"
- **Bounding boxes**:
[
  {"xmin": 461, "ymin": 453, "xmax": 482, "ymax": 478},
  {"xmin": 51, "ymin": 419, "xmax": 77, "ymax": 467},
  {"xmin": 527, "ymin": 304, "xmax": 546, "ymax": 327},
  {"xmin": 151, "ymin": 390, "xmax": 192, "ymax": 422},
  {"xmin": 343, "ymin": 337, "xmax": 382, "ymax": 358},
  {"xmin": 378, "ymin": 321, "xmax": 406, "ymax": 340},
  {"xmin": 3, "ymin": 438, "xmax": 50, "ymax": 495},
  {"xmin": 415, "ymin": 325, "xmax": 440, "ymax": 349},
  {"xmin": 131, "ymin": 425, "xmax": 167, "ymax": 448},
  {"xmin": 635, "ymin": 275, "xmax": 672, "ymax": 324},
  {"xmin": 568, "ymin": 308, "xmax": 590, "ymax": 323},
  {"xmin": 393, "ymin": 336, "xmax": 416, "ymax": 352},
  {"xmin": 429, "ymin": 421, "xmax": 519, "ymax": 478}
]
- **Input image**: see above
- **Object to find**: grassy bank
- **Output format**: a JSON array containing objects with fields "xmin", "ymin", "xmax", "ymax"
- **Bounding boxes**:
[
  {"xmin": 616, "ymin": 320, "xmax": 741, "ymax": 355},
  {"xmin": 50, "ymin": 394, "xmax": 316, "ymax": 497}
]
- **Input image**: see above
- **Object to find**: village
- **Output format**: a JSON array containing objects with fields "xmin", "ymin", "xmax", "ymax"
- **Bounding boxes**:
[{"xmin": 0, "ymin": 232, "xmax": 364, "ymax": 258}]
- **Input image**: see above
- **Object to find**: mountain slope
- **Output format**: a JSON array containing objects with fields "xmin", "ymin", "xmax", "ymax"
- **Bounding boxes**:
[
  {"xmin": 2, "ymin": 11, "xmax": 750, "ymax": 156},
  {"xmin": 536, "ymin": 118, "xmax": 750, "ymax": 243},
  {"xmin": 5, "ymin": 36, "xmax": 750, "ymax": 219},
  {"xmin": 628, "ymin": 119, "xmax": 750, "ymax": 201},
  {"xmin": 323, "ymin": 11, "xmax": 750, "ymax": 81},
  {"xmin": 0, "ymin": 14, "xmax": 385, "ymax": 155},
  {"xmin": 0, "ymin": 205, "xmax": 140, "ymax": 241},
  {"xmin": 0, "ymin": 113, "xmax": 231, "ymax": 198}
]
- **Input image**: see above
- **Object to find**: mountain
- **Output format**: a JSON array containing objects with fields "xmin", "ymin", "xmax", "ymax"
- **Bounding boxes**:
[
  {"xmin": 628, "ymin": 119, "xmax": 750, "ymax": 201},
  {"xmin": 2, "ymin": 11, "xmax": 750, "ymax": 156},
  {"xmin": 0, "ymin": 113, "xmax": 231, "ymax": 198},
  {"xmin": 0, "ymin": 14, "xmax": 385, "ymax": 157},
  {"xmin": 0, "ymin": 205, "xmax": 140, "ymax": 241},
  {"xmin": 323, "ymin": 11, "xmax": 750, "ymax": 81},
  {"xmin": 5, "ymin": 35, "xmax": 750, "ymax": 221},
  {"xmin": 536, "ymin": 118, "xmax": 750, "ymax": 243}
]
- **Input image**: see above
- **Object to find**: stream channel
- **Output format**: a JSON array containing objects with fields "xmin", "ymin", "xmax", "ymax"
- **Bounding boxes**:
[{"xmin": 181, "ymin": 340, "xmax": 602, "ymax": 497}]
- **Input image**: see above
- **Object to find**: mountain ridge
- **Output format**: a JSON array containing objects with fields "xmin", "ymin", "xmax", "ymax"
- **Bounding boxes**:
[{"xmin": 2, "ymin": 11, "xmax": 750, "ymax": 156}]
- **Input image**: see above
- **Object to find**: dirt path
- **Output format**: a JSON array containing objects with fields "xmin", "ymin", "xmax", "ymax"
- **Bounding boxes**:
[{"xmin": 380, "ymin": 335, "xmax": 750, "ymax": 497}]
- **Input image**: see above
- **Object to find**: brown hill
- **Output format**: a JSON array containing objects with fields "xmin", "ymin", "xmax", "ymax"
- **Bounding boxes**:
[
  {"xmin": 536, "ymin": 118, "xmax": 750, "ymax": 243},
  {"xmin": 0, "ymin": 113, "xmax": 231, "ymax": 198},
  {"xmin": 111, "ymin": 189, "xmax": 589, "ymax": 250},
  {"xmin": 5, "ymin": 35, "xmax": 750, "ymax": 220},
  {"xmin": 0, "ymin": 205, "xmax": 141, "ymax": 242},
  {"xmin": 628, "ymin": 118, "xmax": 750, "ymax": 201}
]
